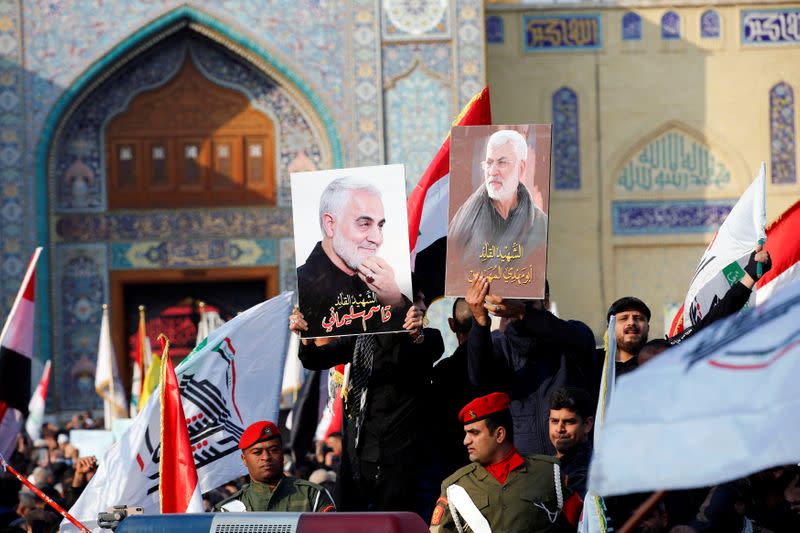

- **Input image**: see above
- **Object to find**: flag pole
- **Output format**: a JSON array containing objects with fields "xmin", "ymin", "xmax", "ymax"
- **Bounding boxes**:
[
  {"xmin": 617, "ymin": 490, "xmax": 666, "ymax": 533},
  {"xmin": 0, "ymin": 453, "xmax": 91, "ymax": 532},
  {"xmin": 103, "ymin": 303, "xmax": 115, "ymax": 428}
]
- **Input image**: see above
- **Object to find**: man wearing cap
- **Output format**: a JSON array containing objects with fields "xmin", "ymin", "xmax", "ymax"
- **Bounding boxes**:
[
  {"xmin": 606, "ymin": 296, "xmax": 651, "ymax": 377},
  {"xmin": 214, "ymin": 421, "xmax": 335, "ymax": 513},
  {"xmin": 430, "ymin": 392, "xmax": 568, "ymax": 533}
]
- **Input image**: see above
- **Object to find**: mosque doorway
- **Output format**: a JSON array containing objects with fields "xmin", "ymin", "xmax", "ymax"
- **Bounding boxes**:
[{"xmin": 109, "ymin": 266, "xmax": 277, "ymax": 392}]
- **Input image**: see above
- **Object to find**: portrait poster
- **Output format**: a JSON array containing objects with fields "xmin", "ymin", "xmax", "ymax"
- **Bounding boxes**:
[
  {"xmin": 290, "ymin": 164, "xmax": 413, "ymax": 339},
  {"xmin": 445, "ymin": 124, "xmax": 552, "ymax": 298}
]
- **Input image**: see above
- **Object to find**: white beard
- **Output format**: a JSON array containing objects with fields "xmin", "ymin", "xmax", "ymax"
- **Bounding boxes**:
[{"xmin": 332, "ymin": 231, "xmax": 376, "ymax": 271}]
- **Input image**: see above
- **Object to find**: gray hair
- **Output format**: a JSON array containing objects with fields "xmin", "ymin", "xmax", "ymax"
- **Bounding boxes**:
[
  {"xmin": 486, "ymin": 129, "xmax": 528, "ymax": 162},
  {"xmin": 318, "ymin": 176, "xmax": 382, "ymax": 233}
]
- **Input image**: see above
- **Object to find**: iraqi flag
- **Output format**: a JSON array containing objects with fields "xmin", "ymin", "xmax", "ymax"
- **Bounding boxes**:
[
  {"xmin": 756, "ymin": 199, "xmax": 800, "ymax": 303},
  {"xmin": 159, "ymin": 336, "xmax": 203, "ymax": 513},
  {"xmin": 407, "ymin": 87, "xmax": 491, "ymax": 300},
  {"xmin": 669, "ymin": 163, "xmax": 766, "ymax": 336},
  {"xmin": 64, "ymin": 292, "xmax": 293, "ymax": 530},
  {"xmin": 0, "ymin": 247, "xmax": 42, "ymax": 459},
  {"xmin": 24, "ymin": 360, "xmax": 51, "ymax": 441}
]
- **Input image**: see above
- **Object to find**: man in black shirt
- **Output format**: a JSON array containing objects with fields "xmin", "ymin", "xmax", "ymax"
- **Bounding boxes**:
[{"xmin": 297, "ymin": 176, "xmax": 408, "ymax": 338}]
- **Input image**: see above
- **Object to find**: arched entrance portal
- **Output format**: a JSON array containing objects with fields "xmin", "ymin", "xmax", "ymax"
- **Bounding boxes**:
[{"xmin": 44, "ymin": 10, "xmax": 339, "ymax": 411}]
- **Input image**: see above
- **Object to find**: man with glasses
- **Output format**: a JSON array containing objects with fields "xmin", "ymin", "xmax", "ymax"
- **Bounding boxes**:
[{"xmin": 448, "ymin": 129, "xmax": 548, "ymax": 262}]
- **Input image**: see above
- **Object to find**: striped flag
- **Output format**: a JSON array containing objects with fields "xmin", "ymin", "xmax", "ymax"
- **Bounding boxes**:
[
  {"xmin": 159, "ymin": 336, "xmax": 203, "ymax": 513},
  {"xmin": 0, "ymin": 247, "xmax": 42, "ymax": 459},
  {"xmin": 669, "ymin": 163, "xmax": 766, "ymax": 336},
  {"xmin": 25, "ymin": 360, "xmax": 51, "ymax": 441},
  {"xmin": 130, "ymin": 306, "xmax": 151, "ymax": 416},
  {"xmin": 756, "ymin": 199, "xmax": 800, "ymax": 303},
  {"xmin": 407, "ymin": 87, "xmax": 491, "ymax": 300}
]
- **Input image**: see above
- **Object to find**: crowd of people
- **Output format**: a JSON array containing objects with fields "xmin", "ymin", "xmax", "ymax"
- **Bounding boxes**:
[{"xmin": 1, "ymin": 245, "xmax": 798, "ymax": 533}]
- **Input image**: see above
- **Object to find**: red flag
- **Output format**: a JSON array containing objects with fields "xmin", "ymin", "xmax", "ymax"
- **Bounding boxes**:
[
  {"xmin": 407, "ymin": 87, "xmax": 492, "ymax": 253},
  {"xmin": 757, "ymin": 199, "xmax": 800, "ymax": 301},
  {"xmin": 158, "ymin": 335, "xmax": 202, "ymax": 513},
  {"xmin": 0, "ymin": 247, "xmax": 42, "ymax": 459}
]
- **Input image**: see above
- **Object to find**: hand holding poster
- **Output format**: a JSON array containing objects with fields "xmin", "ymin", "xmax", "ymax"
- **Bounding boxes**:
[
  {"xmin": 291, "ymin": 165, "xmax": 413, "ymax": 338},
  {"xmin": 445, "ymin": 125, "xmax": 551, "ymax": 298}
]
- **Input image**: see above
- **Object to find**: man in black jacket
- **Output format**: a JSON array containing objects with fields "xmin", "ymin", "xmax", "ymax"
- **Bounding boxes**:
[
  {"xmin": 465, "ymin": 277, "xmax": 597, "ymax": 456},
  {"xmin": 289, "ymin": 291, "xmax": 443, "ymax": 516}
]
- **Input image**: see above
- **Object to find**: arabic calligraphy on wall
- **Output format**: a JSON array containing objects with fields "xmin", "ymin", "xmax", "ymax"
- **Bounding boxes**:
[
  {"xmin": 523, "ymin": 14, "xmax": 601, "ymax": 52},
  {"xmin": 742, "ymin": 9, "xmax": 800, "ymax": 45},
  {"xmin": 111, "ymin": 239, "xmax": 276, "ymax": 269},
  {"xmin": 617, "ymin": 131, "xmax": 733, "ymax": 193}
]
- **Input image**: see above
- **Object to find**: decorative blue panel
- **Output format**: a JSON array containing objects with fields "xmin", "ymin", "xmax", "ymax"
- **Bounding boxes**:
[
  {"xmin": 111, "ymin": 239, "xmax": 276, "ymax": 269},
  {"xmin": 742, "ymin": 9, "xmax": 800, "ymax": 45},
  {"xmin": 612, "ymin": 201, "xmax": 735, "ymax": 235},
  {"xmin": 523, "ymin": 14, "xmax": 602, "ymax": 52},
  {"xmin": 486, "ymin": 15, "xmax": 504, "ymax": 44},
  {"xmin": 552, "ymin": 87, "xmax": 580, "ymax": 190},
  {"xmin": 770, "ymin": 82, "xmax": 797, "ymax": 184},
  {"xmin": 661, "ymin": 11, "xmax": 681, "ymax": 40},
  {"xmin": 56, "ymin": 245, "xmax": 107, "ymax": 410},
  {"xmin": 700, "ymin": 10, "xmax": 721, "ymax": 39},
  {"xmin": 622, "ymin": 12, "xmax": 642, "ymax": 41},
  {"xmin": 54, "ymin": 209, "xmax": 292, "ymax": 243}
]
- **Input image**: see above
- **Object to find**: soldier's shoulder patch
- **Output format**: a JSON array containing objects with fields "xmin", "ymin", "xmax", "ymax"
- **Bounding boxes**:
[{"xmin": 431, "ymin": 497, "xmax": 448, "ymax": 525}]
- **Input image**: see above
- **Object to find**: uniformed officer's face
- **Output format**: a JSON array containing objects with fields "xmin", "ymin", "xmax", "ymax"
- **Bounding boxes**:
[
  {"xmin": 549, "ymin": 408, "xmax": 593, "ymax": 459},
  {"xmin": 463, "ymin": 420, "xmax": 502, "ymax": 466},
  {"xmin": 242, "ymin": 438, "xmax": 284, "ymax": 484}
]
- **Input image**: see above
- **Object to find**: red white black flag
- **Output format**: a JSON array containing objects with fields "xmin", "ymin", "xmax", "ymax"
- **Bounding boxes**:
[{"xmin": 0, "ymin": 247, "xmax": 42, "ymax": 459}]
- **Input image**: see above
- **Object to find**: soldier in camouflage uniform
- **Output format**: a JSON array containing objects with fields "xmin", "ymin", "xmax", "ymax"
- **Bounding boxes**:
[
  {"xmin": 430, "ymin": 393, "xmax": 569, "ymax": 533},
  {"xmin": 214, "ymin": 421, "xmax": 335, "ymax": 513}
]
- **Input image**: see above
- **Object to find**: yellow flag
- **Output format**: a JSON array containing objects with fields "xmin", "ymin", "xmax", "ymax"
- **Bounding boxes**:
[{"xmin": 139, "ymin": 348, "xmax": 162, "ymax": 408}]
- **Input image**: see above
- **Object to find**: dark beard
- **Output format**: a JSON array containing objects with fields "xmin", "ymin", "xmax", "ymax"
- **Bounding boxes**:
[{"xmin": 618, "ymin": 336, "xmax": 647, "ymax": 356}]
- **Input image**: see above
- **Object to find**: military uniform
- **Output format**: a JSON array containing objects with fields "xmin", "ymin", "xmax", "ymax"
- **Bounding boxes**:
[
  {"xmin": 214, "ymin": 476, "xmax": 335, "ymax": 513},
  {"xmin": 430, "ymin": 454, "xmax": 565, "ymax": 533}
]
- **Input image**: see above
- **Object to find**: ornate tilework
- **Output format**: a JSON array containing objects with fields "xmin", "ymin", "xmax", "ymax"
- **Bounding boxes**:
[
  {"xmin": 382, "ymin": 43, "xmax": 452, "ymax": 85},
  {"xmin": 382, "ymin": 0, "xmax": 449, "ymax": 41},
  {"xmin": 770, "ymin": 82, "xmax": 797, "ymax": 184},
  {"xmin": 661, "ymin": 11, "xmax": 681, "ymax": 40},
  {"xmin": 524, "ymin": 14, "xmax": 602, "ymax": 52},
  {"xmin": 54, "ymin": 244, "xmax": 107, "ymax": 410},
  {"xmin": 52, "ymin": 36, "xmax": 325, "ymax": 211},
  {"xmin": 352, "ymin": 0, "xmax": 384, "ymax": 165},
  {"xmin": 0, "ymin": 0, "xmax": 25, "ymax": 313},
  {"xmin": 622, "ymin": 12, "xmax": 642, "ymax": 41},
  {"xmin": 617, "ymin": 130, "xmax": 733, "ymax": 193},
  {"xmin": 700, "ymin": 10, "xmax": 721, "ymax": 39},
  {"xmin": 455, "ymin": 0, "xmax": 485, "ymax": 108},
  {"xmin": 54, "ymin": 208, "xmax": 293, "ymax": 243},
  {"xmin": 385, "ymin": 66, "xmax": 451, "ymax": 194},
  {"xmin": 612, "ymin": 201, "xmax": 735, "ymax": 235},
  {"xmin": 279, "ymin": 238, "xmax": 297, "ymax": 295},
  {"xmin": 486, "ymin": 15, "xmax": 504, "ymax": 44},
  {"xmin": 111, "ymin": 239, "xmax": 276, "ymax": 269},
  {"xmin": 552, "ymin": 87, "xmax": 580, "ymax": 190},
  {"xmin": 742, "ymin": 9, "xmax": 800, "ymax": 46}
]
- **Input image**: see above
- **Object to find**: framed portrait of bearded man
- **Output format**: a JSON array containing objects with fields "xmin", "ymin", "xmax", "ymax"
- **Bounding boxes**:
[
  {"xmin": 445, "ymin": 124, "xmax": 551, "ymax": 299},
  {"xmin": 290, "ymin": 164, "xmax": 413, "ymax": 338}
]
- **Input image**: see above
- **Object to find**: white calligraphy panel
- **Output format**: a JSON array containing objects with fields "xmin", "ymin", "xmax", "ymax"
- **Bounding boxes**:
[{"xmin": 616, "ymin": 130, "xmax": 735, "ymax": 194}]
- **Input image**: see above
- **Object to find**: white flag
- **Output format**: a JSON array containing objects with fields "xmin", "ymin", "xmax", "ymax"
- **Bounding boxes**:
[
  {"xmin": 672, "ymin": 163, "xmax": 767, "ymax": 335},
  {"xmin": 25, "ymin": 360, "xmax": 51, "ymax": 441},
  {"xmin": 95, "ymin": 307, "xmax": 127, "ymax": 430},
  {"xmin": 195, "ymin": 304, "xmax": 225, "ymax": 347},
  {"xmin": 589, "ymin": 279, "xmax": 800, "ymax": 497},
  {"xmin": 65, "ymin": 292, "xmax": 293, "ymax": 530},
  {"xmin": 578, "ymin": 317, "xmax": 615, "ymax": 533}
]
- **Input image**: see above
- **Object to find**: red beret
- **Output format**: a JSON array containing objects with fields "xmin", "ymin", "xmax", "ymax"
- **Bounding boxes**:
[
  {"xmin": 238, "ymin": 421, "xmax": 281, "ymax": 450},
  {"xmin": 458, "ymin": 392, "xmax": 511, "ymax": 424}
]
